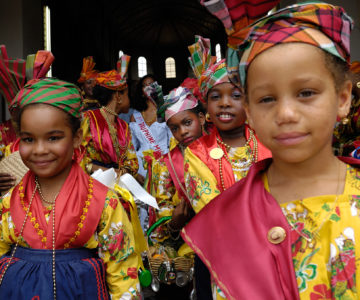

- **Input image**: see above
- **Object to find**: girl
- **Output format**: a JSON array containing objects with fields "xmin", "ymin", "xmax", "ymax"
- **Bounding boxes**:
[
  {"xmin": 81, "ymin": 55, "xmax": 139, "ymax": 177},
  {"xmin": 130, "ymin": 75, "xmax": 172, "ymax": 185},
  {"xmin": 0, "ymin": 78, "xmax": 141, "ymax": 299},
  {"xmin": 149, "ymin": 84, "xmax": 206, "ymax": 242},
  {"xmin": 182, "ymin": 2, "xmax": 359, "ymax": 300},
  {"xmin": 184, "ymin": 35, "xmax": 271, "ymax": 214}
]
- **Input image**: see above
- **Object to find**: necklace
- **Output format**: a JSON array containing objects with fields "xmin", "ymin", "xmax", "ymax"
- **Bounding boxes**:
[
  {"xmin": 101, "ymin": 105, "xmax": 118, "ymax": 117},
  {"xmin": 216, "ymin": 128, "xmax": 258, "ymax": 191},
  {"xmin": 0, "ymin": 180, "xmax": 59, "ymax": 299},
  {"xmin": 35, "ymin": 177, "xmax": 59, "ymax": 205},
  {"xmin": 100, "ymin": 107, "xmax": 124, "ymax": 161},
  {"xmin": 284, "ymin": 160, "xmax": 342, "ymax": 249}
]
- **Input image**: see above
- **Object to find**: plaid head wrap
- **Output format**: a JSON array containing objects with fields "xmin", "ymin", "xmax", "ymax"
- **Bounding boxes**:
[
  {"xmin": 10, "ymin": 78, "xmax": 82, "ymax": 119},
  {"xmin": 77, "ymin": 56, "xmax": 98, "ymax": 83},
  {"xmin": 201, "ymin": 1, "xmax": 353, "ymax": 86},
  {"xmin": 0, "ymin": 46, "xmax": 54, "ymax": 105},
  {"xmin": 160, "ymin": 87, "xmax": 198, "ymax": 122},
  {"xmin": 96, "ymin": 55, "xmax": 131, "ymax": 90},
  {"xmin": 188, "ymin": 36, "xmax": 230, "ymax": 99}
]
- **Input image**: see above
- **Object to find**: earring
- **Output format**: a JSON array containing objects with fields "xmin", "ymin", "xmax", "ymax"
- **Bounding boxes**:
[
  {"xmin": 118, "ymin": 100, "xmax": 122, "ymax": 105},
  {"xmin": 81, "ymin": 90, "xmax": 85, "ymax": 96},
  {"xmin": 205, "ymin": 113, "xmax": 211, "ymax": 122},
  {"xmin": 357, "ymin": 82, "xmax": 360, "ymax": 89},
  {"xmin": 341, "ymin": 117, "xmax": 349, "ymax": 125}
]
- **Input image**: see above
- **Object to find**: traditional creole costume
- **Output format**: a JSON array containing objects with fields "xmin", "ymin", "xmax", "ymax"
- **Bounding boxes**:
[
  {"xmin": 0, "ymin": 78, "xmax": 141, "ymax": 299},
  {"xmin": 182, "ymin": 2, "xmax": 358, "ymax": 299},
  {"xmin": 81, "ymin": 55, "xmax": 139, "ymax": 176}
]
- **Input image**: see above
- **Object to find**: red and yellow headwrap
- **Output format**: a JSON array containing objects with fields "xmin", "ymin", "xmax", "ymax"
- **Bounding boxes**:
[
  {"xmin": 96, "ymin": 55, "xmax": 131, "ymax": 90},
  {"xmin": 201, "ymin": 1, "xmax": 353, "ymax": 86},
  {"xmin": 188, "ymin": 35, "xmax": 230, "ymax": 100},
  {"xmin": 77, "ymin": 56, "xmax": 98, "ymax": 83},
  {"xmin": 10, "ymin": 78, "xmax": 82, "ymax": 119}
]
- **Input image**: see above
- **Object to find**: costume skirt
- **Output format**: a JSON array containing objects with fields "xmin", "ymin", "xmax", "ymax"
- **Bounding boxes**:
[{"xmin": 0, "ymin": 246, "xmax": 109, "ymax": 300}]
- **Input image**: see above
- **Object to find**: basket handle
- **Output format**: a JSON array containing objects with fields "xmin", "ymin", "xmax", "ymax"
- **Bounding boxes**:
[{"xmin": 146, "ymin": 216, "xmax": 171, "ymax": 245}]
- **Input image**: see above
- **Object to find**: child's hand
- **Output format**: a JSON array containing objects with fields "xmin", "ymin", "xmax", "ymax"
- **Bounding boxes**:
[
  {"xmin": 169, "ymin": 199, "xmax": 191, "ymax": 231},
  {"xmin": 0, "ymin": 172, "xmax": 16, "ymax": 192}
]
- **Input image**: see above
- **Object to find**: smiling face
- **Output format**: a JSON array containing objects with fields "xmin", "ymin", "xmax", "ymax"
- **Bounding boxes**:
[
  {"xmin": 19, "ymin": 104, "xmax": 82, "ymax": 181},
  {"xmin": 206, "ymin": 82, "xmax": 246, "ymax": 133},
  {"xmin": 167, "ymin": 110, "xmax": 205, "ymax": 147},
  {"xmin": 245, "ymin": 43, "xmax": 351, "ymax": 164}
]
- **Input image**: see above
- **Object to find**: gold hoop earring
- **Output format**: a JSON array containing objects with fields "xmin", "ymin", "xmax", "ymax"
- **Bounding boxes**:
[
  {"xmin": 205, "ymin": 113, "xmax": 211, "ymax": 122},
  {"xmin": 341, "ymin": 117, "xmax": 349, "ymax": 125}
]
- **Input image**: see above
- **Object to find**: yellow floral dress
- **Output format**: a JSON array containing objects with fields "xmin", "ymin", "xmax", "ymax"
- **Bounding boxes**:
[
  {"xmin": 184, "ymin": 145, "xmax": 253, "ymax": 214},
  {"xmin": 0, "ymin": 188, "xmax": 141, "ymax": 299},
  {"xmin": 262, "ymin": 164, "xmax": 360, "ymax": 300}
]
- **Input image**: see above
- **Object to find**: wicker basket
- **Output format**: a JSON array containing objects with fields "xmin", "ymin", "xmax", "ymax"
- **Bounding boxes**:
[
  {"xmin": 0, "ymin": 151, "xmax": 28, "ymax": 193},
  {"xmin": 146, "ymin": 217, "xmax": 194, "ymax": 282}
]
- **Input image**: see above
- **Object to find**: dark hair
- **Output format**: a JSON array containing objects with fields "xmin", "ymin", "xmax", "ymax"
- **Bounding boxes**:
[
  {"xmin": 322, "ymin": 50, "xmax": 350, "ymax": 92},
  {"xmin": 190, "ymin": 101, "xmax": 206, "ymax": 115},
  {"xmin": 93, "ymin": 85, "xmax": 116, "ymax": 106},
  {"xmin": 16, "ymin": 103, "xmax": 81, "ymax": 135},
  {"xmin": 131, "ymin": 74, "xmax": 156, "ymax": 112}
]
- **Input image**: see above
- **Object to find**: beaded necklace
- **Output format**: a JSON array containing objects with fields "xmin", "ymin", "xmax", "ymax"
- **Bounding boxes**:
[
  {"xmin": 216, "ymin": 128, "xmax": 258, "ymax": 191},
  {"xmin": 0, "ymin": 176, "xmax": 94, "ymax": 299}
]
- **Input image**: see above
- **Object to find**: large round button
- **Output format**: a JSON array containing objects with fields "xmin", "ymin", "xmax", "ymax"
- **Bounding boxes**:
[
  {"xmin": 267, "ymin": 226, "xmax": 286, "ymax": 244},
  {"xmin": 210, "ymin": 148, "xmax": 224, "ymax": 159}
]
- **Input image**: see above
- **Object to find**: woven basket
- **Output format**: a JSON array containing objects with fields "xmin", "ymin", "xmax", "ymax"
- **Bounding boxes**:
[
  {"xmin": 0, "ymin": 151, "xmax": 28, "ymax": 191},
  {"xmin": 148, "ymin": 256, "xmax": 193, "ymax": 277},
  {"xmin": 146, "ymin": 216, "xmax": 194, "ymax": 281}
]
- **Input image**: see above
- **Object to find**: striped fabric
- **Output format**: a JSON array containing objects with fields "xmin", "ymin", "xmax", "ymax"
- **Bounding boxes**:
[
  {"xmin": 188, "ymin": 35, "xmax": 230, "ymax": 99},
  {"xmin": 0, "ymin": 45, "xmax": 26, "ymax": 105},
  {"xmin": 96, "ymin": 55, "xmax": 131, "ymax": 91},
  {"xmin": 26, "ymin": 51, "xmax": 54, "ymax": 81},
  {"xmin": 77, "ymin": 56, "xmax": 98, "ymax": 83},
  {"xmin": 201, "ymin": 1, "xmax": 353, "ymax": 86},
  {"xmin": 161, "ymin": 86, "xmax": 198, "ymax": 122},
  {"xmin": 11, "ymin": 78, "xmax": 82, "ymax": 119}
]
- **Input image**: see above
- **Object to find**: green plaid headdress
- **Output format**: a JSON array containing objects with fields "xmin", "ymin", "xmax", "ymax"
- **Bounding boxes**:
[
  {"xmin": 188, "ymin": 35, "xmax": 230, "ymax": 99},
  {"xmin": 11, "ymin": 78, "xmax": 82, "ymax": 119}
]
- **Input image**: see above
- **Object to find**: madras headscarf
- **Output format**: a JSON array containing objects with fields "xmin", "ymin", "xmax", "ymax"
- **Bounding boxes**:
[
  {"xmin": 77, "ymin": 56, "xmax": 98, "ymax": 83},
  {"xmin": 96, "ymin": 55, "xmax": 130, "ymax": 90},
  {"xmin": 188, "ymin": 35, "xmax": 230, "ymax": 99},
  {"xmin": 160, "ymin": 87, "xmax": 198, "ymax": 122},
  {"xmin": 201, "ymin": 1, "xmax": 353, "ymax": 86},
  {"xmin": 0, "ymin": 46, "xmax": 54, "ymax": 105},
  {"xmin": 10, "ymin": 78, "xmax": 82, "ymax": 119}
]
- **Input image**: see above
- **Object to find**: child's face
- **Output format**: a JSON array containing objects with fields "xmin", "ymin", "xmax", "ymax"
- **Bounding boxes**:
[
  {"xmin": 19, "ymin": 104, "xmax": 82, "ymax": 180},
  {"xmin": 167, "ymin": 110, "xmax": 205, "ymax": 147},
  {"xmin": 245, "ymin": 43, "xmax": 351, "ymax": 163},
  {"xmin": 206, "ymin": 82, "xmax": 246, "ymax": 132}
]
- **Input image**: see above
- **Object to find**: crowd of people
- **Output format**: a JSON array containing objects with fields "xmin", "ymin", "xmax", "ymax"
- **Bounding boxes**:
[{"xmin": 0, "ymin": 0, "xmax": 360, "ymax": 299}]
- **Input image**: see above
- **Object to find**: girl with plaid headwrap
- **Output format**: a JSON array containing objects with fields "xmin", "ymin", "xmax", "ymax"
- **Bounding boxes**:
[
  {"xmin": 81, "ymin": 55, "xmax": 139, "ymax": 177},
  {"xmin": 0, "ymin": 77, "xmax": 141, "ymax": 299},
  {"xmin": 182, "ymin": 1, "xmax": 360, "ymax": 300}
]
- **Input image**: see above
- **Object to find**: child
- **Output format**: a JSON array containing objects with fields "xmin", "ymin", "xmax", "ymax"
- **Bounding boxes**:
[
  {"xmin": 0, "ymin": 78, "xmax": 141, "ymax": 299},
  {"xmin": 149, "ymin": 84, "xmax": 206, "ymax": 242},
  {"xmin": 182, "ymin": 1, "xmax": 359, "ymax": 299},
  {"xmin": 81, "ymin": 55, "xmax": 139, "ymax": 177},
  {"xmin": 184, "ymin": 35, "xmax": 271, "ymax": 214}
]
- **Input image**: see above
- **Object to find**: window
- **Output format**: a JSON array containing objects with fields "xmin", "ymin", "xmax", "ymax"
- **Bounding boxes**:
[
  {"xmin": 138, "ymin": 56, "xmax": 147, "ymax": 77},
  {"xmin": 43, "ymin": 5, "xmax": 52, "ymax": 76},
  {"xmin": 215, "ymin": 44, "xmax": 221, "ymax": 62},
  {"xmin": 165, "ymin": 57, "xmax": 176, "ymax": 78},
  {"xmin": 119, "ymin": 50, "xmax": 124, "ymax": 58}
]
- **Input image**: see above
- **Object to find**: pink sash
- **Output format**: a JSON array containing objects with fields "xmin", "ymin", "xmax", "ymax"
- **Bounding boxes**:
[{"xmin": 133, "ymin": 111, "xmax": 162, "ymax": 155}]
